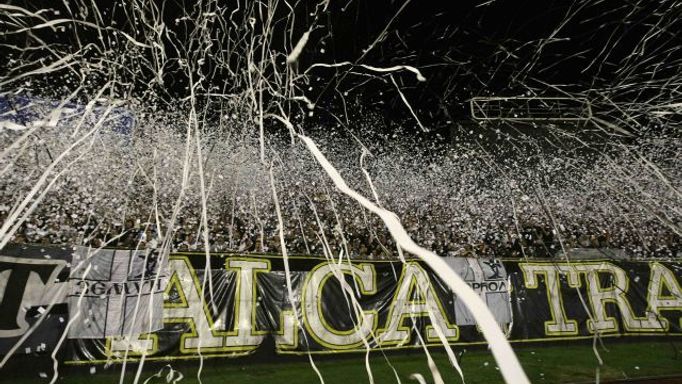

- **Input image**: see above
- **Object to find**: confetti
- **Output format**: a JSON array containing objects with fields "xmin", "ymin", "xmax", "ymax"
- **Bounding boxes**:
[{"xmin": 1, "ymin": 2, "xmax": 679, "ymax": 384}]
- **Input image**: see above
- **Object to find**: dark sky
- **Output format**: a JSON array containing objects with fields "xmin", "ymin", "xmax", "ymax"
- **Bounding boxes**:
[
  {"xmin": 309, "ymin": 0, "xmax": 681, "ymax": 120},
  {"xmin": 2, "ymin": 0, "xmax": 680, "ymax": 129}
]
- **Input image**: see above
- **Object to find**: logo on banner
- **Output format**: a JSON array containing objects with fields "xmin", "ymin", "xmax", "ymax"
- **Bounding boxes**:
[
  {"xmin": 446, "ymin": 257, "xmax": 512, "ymax": 326},
  {"xmin": 483, "ymin": 259, "xmax": 503, "ymax": 279}
]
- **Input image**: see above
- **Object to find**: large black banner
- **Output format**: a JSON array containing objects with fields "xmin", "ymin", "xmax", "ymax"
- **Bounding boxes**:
[
  {"xmin": 1, "ymin": 245, "xmax": 681, "ymax": 365},
  {"xmin": 0, "ymin": 245, "xmax": 70, "ymax": 359}
]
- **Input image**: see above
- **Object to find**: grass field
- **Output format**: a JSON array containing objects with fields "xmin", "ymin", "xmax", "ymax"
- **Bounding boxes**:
[{"xmin": 18, "ymin": 340, "xmax": 682, "ymax": 383}]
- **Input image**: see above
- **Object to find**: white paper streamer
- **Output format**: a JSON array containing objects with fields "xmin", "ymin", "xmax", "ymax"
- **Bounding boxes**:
[{"xmin": 298, "ymin": 134, "xmax": 530, "ymax": 384}]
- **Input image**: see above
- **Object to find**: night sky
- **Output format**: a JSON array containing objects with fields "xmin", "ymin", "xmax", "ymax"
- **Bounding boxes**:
[{"xmin": 3, "ymin": 0, "xmax": 680, "ymax": 128}]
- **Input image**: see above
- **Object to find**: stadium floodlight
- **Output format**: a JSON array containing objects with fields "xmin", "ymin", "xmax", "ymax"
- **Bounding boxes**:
[{"xmin": 470, "ymin": 97, "xmax": 592, "ymax": 121}]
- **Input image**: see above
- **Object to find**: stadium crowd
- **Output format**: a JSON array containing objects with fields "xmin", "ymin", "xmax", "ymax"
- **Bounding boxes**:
[
  {"xmin": 3, "ymin": 158, "xmax": 679, "ymax": 260},
  {"xmin": 1, "ymin": 113, "xmax": 680, "ymax": 260},
  {"xmin": 6, "ymin": 208, "xmax": 679, "ymax": 260}
]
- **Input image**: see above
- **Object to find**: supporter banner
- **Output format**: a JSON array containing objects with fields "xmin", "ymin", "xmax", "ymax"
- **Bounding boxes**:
[
  {"xmin": 1, "ymin": 245, "xmax": 682, "ymax": 364},
  {"xmin": 72, "ymin": 255, "xmax": 489, "ymax": 360},
  {"xmin": 69, "ymin": 255, "xmax": 682, "ymax": 362}
]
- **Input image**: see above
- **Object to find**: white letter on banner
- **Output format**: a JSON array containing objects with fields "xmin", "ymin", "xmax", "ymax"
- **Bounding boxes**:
[
  {"xmin": 274, "ymin": 310, "xmax": 298, "ymax": 350},
  {"xmin": 520, "ymin": 264, "xmax": 578, "ymax": 335},
  {"xmin": 223, "ymin": 258, "xmax": 270, "ymax": 348},
  {"xmin": 646, "ymin": 262, "xmax": 682, "ymax": 330},
  {"xmin": 303, "ymin": 262, "xmax": 377, "ymax": 349},
  {"xmin": 570, "ymin": 263, "xmax": 662, "ymax": 333},
  {"xmin": 165, "ymin": 258, "xmax": 224, "ymax": 352},
  {"xmin": 379, "ymin": 262, "xmax": 458, "ymax": 346}
]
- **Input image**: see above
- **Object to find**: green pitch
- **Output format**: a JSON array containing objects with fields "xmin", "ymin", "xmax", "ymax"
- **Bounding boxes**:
[{"xmin": 22, "ymin": 340, "xmax": 682, "ymax": 383}]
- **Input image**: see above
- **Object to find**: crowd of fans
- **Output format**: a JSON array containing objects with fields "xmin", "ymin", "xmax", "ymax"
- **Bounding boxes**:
[
  {"xmin": 0, "ymin": 106, "xmax": 682, "ymax": 259},
  {"xmin": 1, "ymin": 112, "xmax": 680, "ymax": 260},
  {"xmin": 5, "ymin": 197, "xmax": 679, "ymax": 259}
]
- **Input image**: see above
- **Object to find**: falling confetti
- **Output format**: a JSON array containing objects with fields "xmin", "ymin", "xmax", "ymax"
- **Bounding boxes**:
[{"xmin": 1, "ymin": 1, "xmax": 680, "ymax": 384}]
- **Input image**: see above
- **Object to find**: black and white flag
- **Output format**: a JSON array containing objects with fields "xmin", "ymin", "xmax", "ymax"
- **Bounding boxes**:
[
  {"xmin": 445, "ymin": 257, "xmax": 512, "ymax": 326},
  {"xmin": 68, "ymin": 247, "xmax": 168, "ymax": 339}
]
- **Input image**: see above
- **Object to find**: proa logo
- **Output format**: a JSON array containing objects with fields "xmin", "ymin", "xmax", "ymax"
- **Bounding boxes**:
[
  {"xmin": 469, "ymin": 281, "xmax": 507, "ymax": 292},
  {"xmin": 483, "ymin": 259, "xmax": 504, "ymax": 280}
]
